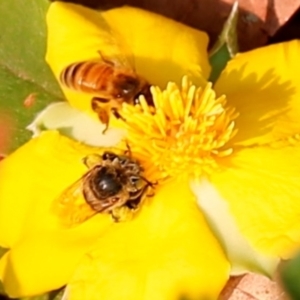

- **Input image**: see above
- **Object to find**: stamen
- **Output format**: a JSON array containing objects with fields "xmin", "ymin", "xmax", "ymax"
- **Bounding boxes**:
[{"xmin": 113, "ymin": 76, "xmax": 239, "ymax": 180}]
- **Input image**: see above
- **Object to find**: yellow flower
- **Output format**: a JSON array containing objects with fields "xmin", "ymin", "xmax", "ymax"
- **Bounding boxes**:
[
  {"xmin": 1, "ymin": 1, "xmax": 300, "ymax": 299},
  {"xmin": 210, "ymin": 39, "xmax": 300, "ymax": 259},
  {"xmin": 0, "ymin": 2, "xmax": 230, "ymax": 299},
  {"xmin": 0, "ymin": 131, "xmax": 229, "ymax": 299},
  {"xmin": 115, "ymin": 38, "xmax": 300, "ymax": 261},
  {"xmin": 46, "ymin": 0, "xmax": 300, "ymax": 285}
]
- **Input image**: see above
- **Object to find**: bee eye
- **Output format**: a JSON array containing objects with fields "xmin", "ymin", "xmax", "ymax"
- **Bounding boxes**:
[
  {"xmin": 121, "ymin": 83, "xmax": 136, "ymax": 95},
  {"xmin": 116, "ymin": 76, "xmax": 139, "ymax": 97}
]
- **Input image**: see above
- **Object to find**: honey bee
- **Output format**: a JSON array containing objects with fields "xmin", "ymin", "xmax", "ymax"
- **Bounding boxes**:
[
  {"xmin": 53, "ymin": 150, "xmax": 155, "ymax": 227},
  {"xmin": 59, "ymin": 52, "xmax": 153, "ymax": 132}
]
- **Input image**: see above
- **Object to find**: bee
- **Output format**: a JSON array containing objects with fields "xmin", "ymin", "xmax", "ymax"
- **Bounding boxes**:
[
  {"xmin": 59, "ymin": 52, "xmax": 153, "ymax": 132},
  {"xmin": 53, "ymin": 150, "xmax": 155, "ymax": 227}
]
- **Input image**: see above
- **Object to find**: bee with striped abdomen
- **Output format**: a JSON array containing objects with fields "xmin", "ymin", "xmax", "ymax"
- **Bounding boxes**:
[
  {"xmin": 60, "ymin": 52, "xmax": 152, "ymax": 132},
  {"xmin": 53, "ymin": 151, "xmax": 155, "ymax": 226}
]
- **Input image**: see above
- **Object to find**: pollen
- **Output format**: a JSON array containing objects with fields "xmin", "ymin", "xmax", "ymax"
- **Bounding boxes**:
[{"xmin": 114, "ymin": 77, "xmax": 239, "ymax": 180}]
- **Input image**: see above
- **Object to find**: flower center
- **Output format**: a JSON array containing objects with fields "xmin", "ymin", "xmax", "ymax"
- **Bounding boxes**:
[{"xmin": 113, "ymin": 77, "xmax": 239, "ymax": 180}]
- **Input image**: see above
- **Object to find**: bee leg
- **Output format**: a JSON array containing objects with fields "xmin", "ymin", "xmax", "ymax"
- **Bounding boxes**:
[
  {"xmin": 140, "ymin": 177, "xmax": 158, "ymax": 197},
  {"xmin": 111, "ymin": 108, "xmax": 126, "ymax": 122},
  {"xmin": 110, "ymin": 206, "xmax": 133, "ymax": 222},
  {"xmin": 102, "ymin": 122, "xmax": 109, "ymax": 134},
  {"xmin": 125, "ymin": 199, "xmax": 139, "ymax": 210},
  {"xmin": 97, "ymin": 51, "xmax": 115, "ymax": 66},
  {"xmin": 140, "ymin": 176, "xmax": 157, "ymax": 188},
  {"xmin": 124, "ymin": 142, "xmax": 132, "ymax": 157},
  {"xmin": 82, "ymin": 154, "xmax": 102, "ymax": 168},
  {"xmin": 91, "ymin": 97, "xmax": 110, "ymax": 134},
  {"xmin": 146, "ymin": 190, "xmax": 155, "ymax": 197}
]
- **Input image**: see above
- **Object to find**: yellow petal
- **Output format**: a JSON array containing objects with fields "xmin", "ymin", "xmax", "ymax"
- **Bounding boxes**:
[
  {"xmin": 46, "ymin": 2, "xmax": 210, "ymax": 115},
  {"xmin": 101, "ymin": 7, "xmax": 210, "ymax": 84},
  {"xmin": 67, "ymin": 179, "xmax": 230, "ymax": 300},
  {"xmin": 209, "ymin": 144, "xmax": 300, "ymax": 259},
  {"xmin": 191, "ymin": 179, "xmax": 279, "ymax": 277},
  {"xmin": 214, "ymin": 40, "xmax": 300, "ymax": 147},
  {"xmin": 0, "ymin": 130, "xmax": 108, "ymax": 248},
  {"xmin": 0, "ymin": 215, "xmax": 111, "ymax": 298},
  {"xmin": 0, "ymin": 131, "xmax": 229, "ymax": 298}
]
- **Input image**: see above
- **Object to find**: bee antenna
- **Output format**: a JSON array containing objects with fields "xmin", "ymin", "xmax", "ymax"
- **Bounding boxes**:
[
  {"xmin": 124, "ymin": 142, "xmax": 132, "ymax": 157},
  {"xmin": 111, "ymin": 108, "xmax": 126, "ymax": 122},
  {"xmin": 140, "ymin": 176, "xmax": 157, "ymax": 188},
  {"xmin": 97, "ymin": 50, "xmax": 114, "ymax": 66},
  {"xmin": 82, "ymin": 156, "xmax": 88, "ymax": 167}
]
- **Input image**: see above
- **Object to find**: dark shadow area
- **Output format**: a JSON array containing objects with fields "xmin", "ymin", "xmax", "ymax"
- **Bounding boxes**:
[
  {"xmin": 217, "ymin": 64, "xmax": 295, "ymax": 146},
  {"xmin": 49, "ymin": 0, "xmax": 269, "ymax": 52},
  {"xmin": 269, "ymin": 5, "xmax": 300, "ymax": 44},
  {"xmin": 49, "ymin": 0, "xmax": 300, "ymax": 51}
]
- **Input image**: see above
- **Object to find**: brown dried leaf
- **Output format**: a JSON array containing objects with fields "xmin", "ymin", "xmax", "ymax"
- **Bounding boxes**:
[{"xmin": 220, "ymin": 273, "xmax": 290, "ymax": 300}]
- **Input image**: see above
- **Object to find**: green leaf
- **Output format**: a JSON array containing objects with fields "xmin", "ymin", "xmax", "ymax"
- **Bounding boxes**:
[
  {"xmin": 280, "ymin": 254, "xmax": 300, "ymax": 300},
  {"xmin": 208, "ymin": 45, "xmax": 231, "ymax": 84},
  {"xmin": 0, "ymin": 0, "xmax": 64, "ymax": 153},
  {"xmin": 209, "ymin": 1, "xmax": 239, "ymax": 83}
]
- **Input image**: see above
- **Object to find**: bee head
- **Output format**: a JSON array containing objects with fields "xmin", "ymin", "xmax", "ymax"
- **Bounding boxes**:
[{"xmin": 114, "ymin": 74, "xmax": 142, "ymax": 102}]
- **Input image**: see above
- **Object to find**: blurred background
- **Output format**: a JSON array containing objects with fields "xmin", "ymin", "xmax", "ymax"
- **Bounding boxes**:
[{"xmin": 1, "ymin": 0, "xmax": 300, "ymax": 299}]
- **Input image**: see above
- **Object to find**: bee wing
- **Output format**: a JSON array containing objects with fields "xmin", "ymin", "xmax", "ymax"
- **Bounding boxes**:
[
  {"xmin": 52, "ymin": 175, "xmax": 96, "ymax": 227},
  {"xmin": 96, "ymin": 14, "xmax": 135, "ymax": 70}
]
